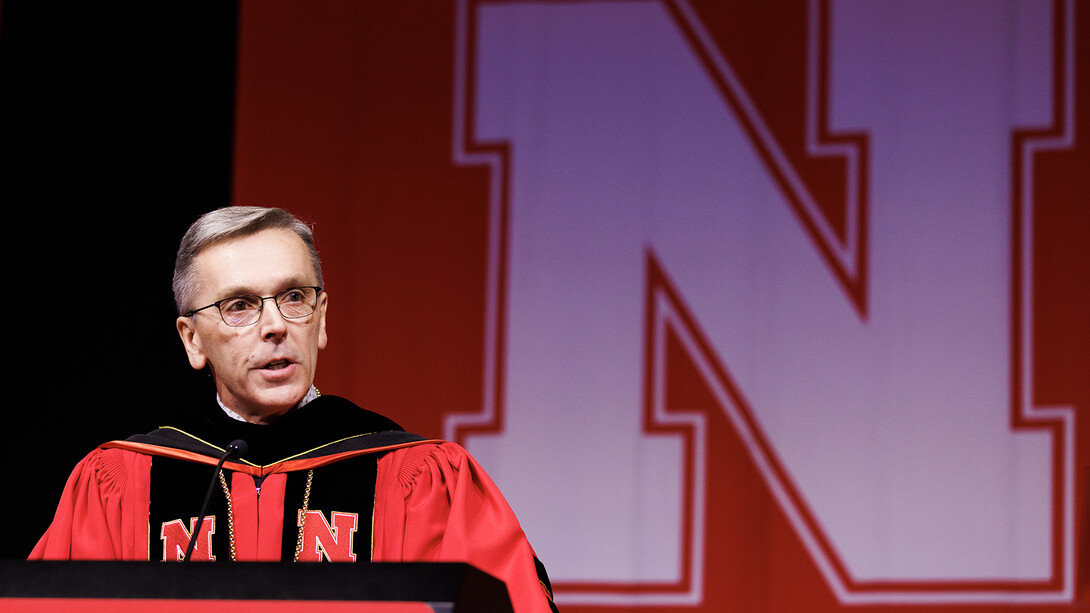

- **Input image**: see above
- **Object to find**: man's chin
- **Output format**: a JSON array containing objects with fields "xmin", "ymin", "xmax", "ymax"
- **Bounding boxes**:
[{"xmin": 230, "ymin": 387, "xmax": 309, "ymax": 424}]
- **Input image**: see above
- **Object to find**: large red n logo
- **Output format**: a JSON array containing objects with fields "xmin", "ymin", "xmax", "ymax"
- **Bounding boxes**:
[{"xmin": 448, "ymin": 0, "xmax": 1080, "ymax": 607}]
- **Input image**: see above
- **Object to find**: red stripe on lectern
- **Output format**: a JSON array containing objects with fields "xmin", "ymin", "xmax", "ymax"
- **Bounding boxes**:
[{"xmin": 3, "ymin": 599, "xmax": 435, "ymax": 613}]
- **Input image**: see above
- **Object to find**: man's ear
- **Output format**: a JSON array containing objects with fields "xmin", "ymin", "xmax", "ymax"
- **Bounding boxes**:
[
  {"xmin": 176, "ymin": 316, "xmax": 208, "ymax": 370},
  {"xmin": 316, "ymin": 291, "xmax": 329, "ymax": 350}
]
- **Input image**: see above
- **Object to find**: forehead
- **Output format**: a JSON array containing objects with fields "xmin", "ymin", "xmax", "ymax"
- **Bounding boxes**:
[{"xmin": 193, "ymin": 228, "xmax": 315, "ymax": 298}]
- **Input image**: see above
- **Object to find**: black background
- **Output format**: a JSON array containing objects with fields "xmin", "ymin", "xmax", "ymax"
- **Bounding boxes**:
[{"xmin": 1, "ymin": 2, "xmax": 239, "ymax": 557}]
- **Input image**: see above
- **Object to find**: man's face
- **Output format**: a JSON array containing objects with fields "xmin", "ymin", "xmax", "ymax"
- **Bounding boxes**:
[{"xmin": 176, "ymin": 228, "xmax": 328, "ymax": 423}]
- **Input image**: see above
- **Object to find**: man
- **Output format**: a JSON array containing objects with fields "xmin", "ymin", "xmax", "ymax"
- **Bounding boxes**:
[{"xmin": 31, "ymin": 206, "xmax": 557, "ymax": 613}]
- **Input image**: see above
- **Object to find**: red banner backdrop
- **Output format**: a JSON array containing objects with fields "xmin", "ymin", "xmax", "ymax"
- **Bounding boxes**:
[{"xmin": 232, "ymin": 1, "xmax": 1088, "ymax": 610}]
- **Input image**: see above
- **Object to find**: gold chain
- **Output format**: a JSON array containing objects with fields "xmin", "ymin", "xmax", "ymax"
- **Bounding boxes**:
[
  {"xmin": 293, "ymin": 469, "xmax": 314, "ymax": 562},
  {"xmin": 217, "ymin": 471, "xmax": 237, "ymax": 561},
  {"xmin": 218, "ymin": 468, "xmax": 315, "ymax": 562}
]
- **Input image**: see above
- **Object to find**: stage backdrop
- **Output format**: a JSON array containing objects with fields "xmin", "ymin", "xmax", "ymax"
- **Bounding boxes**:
[{"xmin": 231, "ymin": 1, "xmax": 1088, "ymax": 611}]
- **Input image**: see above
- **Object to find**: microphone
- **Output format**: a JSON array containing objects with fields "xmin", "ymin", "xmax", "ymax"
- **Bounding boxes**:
[
  {"xmin": 225, "ymin": 439, "xmax": 249, "ymax": 459},
  {"xmin": 183, "ymin": 439, "xmax": 248, "ymax": 562}
]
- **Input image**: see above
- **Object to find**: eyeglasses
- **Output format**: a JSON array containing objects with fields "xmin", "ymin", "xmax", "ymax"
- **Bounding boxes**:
[{"xmin": 186, "ymin": 286, "xmax": 323, "ymax": 327}]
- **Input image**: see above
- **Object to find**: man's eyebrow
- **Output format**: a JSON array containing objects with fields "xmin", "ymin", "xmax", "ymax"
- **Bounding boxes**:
[{"xmin": 216, "ymin": 278, "xmax": 315, "ymax": 299}]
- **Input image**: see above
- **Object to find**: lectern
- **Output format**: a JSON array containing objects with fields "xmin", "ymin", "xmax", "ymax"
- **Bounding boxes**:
[{"xmin": 0, "ymin": 561, "xmax": 512, "ymax": 612}]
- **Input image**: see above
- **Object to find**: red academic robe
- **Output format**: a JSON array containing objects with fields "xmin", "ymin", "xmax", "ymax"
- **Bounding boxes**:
[{"xmin": 31, "ymin": 439, "xmax": 555, "ymax": 613}]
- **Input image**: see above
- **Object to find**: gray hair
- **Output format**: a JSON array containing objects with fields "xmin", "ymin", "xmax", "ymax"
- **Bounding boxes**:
[{"xmin": 172, "ymin": 206, "xmax": 324, "ymax": 315}]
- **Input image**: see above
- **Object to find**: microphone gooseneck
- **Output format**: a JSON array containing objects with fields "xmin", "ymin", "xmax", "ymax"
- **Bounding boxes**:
[{"xmin": 183, "ymin": 439, "xmax": 248, "ymax": 562}]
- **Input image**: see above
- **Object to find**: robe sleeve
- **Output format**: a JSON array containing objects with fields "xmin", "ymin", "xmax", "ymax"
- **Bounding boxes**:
[
  {"xmin": 29, "ymin": 448, "xmax": 151, "ymax": 560},
  {"xmin": 372, "ymin": 442, "xmax": 556, "ymax": 613}
]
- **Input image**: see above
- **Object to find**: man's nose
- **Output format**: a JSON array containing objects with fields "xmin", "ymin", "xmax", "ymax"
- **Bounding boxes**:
[{"xmin": 257, "ymin": 297, "xmax": 289, "ymax": 336}]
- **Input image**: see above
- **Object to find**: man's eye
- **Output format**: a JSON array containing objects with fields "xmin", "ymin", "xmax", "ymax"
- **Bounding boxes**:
[
  {"xmin": 221, "ymin": 298, "xmax": 257, "ymax": 312},
  {"xmin": 281, "ymin": 289, "xmax": 305, "ymax": 303}
]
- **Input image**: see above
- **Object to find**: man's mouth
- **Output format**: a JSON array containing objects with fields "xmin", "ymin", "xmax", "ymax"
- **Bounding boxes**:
[{"xmin": 263, "ymin": 360, "xmax": 292, "ymax": 370}]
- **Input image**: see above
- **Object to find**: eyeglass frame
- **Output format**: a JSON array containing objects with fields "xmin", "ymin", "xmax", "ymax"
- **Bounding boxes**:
[{"xmin": 185, "ymin": 286, "xmax": 324, "ymax": 327}]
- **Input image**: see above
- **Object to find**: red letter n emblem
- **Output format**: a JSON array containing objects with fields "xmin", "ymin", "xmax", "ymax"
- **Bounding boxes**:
[
  {"xmin": 296, "ymin": 510, "xmax": 359, "ymax": 562},
  {"xmin": 160, "ymin": 517, "xmax": 215, "ymax": 561}
]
